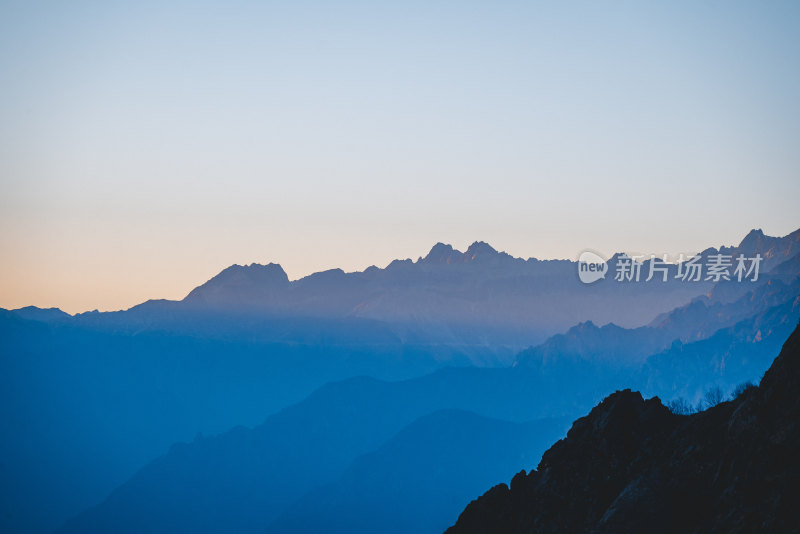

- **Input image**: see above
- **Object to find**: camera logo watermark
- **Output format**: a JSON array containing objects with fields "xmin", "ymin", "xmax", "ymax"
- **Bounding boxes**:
[{"xmin": 577, "ymin": 251, "xmax": 763, "ymax": 284}]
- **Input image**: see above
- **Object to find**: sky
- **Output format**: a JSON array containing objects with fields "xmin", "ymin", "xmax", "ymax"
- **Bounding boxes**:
[{"xmin": 1, "ymin": 0, "xmax": 799, "ymax": 314}]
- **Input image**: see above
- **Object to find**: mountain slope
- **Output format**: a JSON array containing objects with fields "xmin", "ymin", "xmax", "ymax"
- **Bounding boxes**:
[
  {"xmin": 640, "ymin": 290, "xmax": 800, "ymax": 402},
  {"xmin": 267, "ymin": 411, "xmax": 568, "ymax": 534},
  {"xmin": 57, "ymin": 368, "xmax": 580, "ymax": 534},
  {"xmin": 446, "ymin": 321, "xmax": 800, "ymax": 534},
  {"xmin": 515, "ymin": 255, "xmax": 800, "ymax": 402}
]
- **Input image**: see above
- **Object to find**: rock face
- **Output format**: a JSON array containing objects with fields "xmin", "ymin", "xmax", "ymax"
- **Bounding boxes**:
[{"xmin": 446, "ymin": 322, "xmax": 800, "ymax": 534}]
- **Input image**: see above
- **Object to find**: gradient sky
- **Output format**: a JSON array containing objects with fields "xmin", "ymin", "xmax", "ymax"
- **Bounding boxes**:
[{"xmin": 1, "ymin": 1, "xmax": 799, "ymax": 313}]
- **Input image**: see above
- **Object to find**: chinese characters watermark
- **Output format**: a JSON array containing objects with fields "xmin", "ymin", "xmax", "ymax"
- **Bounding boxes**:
[{"xmin": 577, "ymin": 251, "xmax": 762, "ymax": 285}]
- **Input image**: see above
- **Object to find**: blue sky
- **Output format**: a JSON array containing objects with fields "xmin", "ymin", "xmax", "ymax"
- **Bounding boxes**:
[{"xmin": 1, "ymin": 1, "xmax": 799, "ymax": 312}]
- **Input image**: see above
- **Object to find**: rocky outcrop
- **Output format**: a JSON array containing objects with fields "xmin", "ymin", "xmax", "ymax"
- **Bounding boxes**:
[{"xmin": 447, "ymin": 322, "xmax": 800, "ymax": 534}]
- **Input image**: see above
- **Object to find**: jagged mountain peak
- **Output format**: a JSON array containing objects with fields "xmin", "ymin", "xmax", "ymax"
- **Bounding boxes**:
[
  {"xmin": 739, "ymin": 228, "xmax": 765, "ymax": 245},
  {"xmin": 719, "ymin": 227, "xmax": 800, "ymax": 268},
  {"xmin": 201, "ymin": 261, "xmax": 288, "ymax": 279},
  {"xmin": 205, "ymin": 262, "xmax": 289, "ymax": 288},
  {"xmin": 465, "ymin": 241, "xmax": 497, "ymax": 256},
  {"xmin": 183, "ymin": 262, "xmax": 290, "ymax": 305},
  {"xmin": 541, "ymin": 389, "xmax": 672, "ymax": 466},
  {"xmin": 418, "ymin": 240, "xmax": 507, "ymax": 264},
  {"xmin": 421, "ymin": 242, "xmax": 464, "ymax": 264}
]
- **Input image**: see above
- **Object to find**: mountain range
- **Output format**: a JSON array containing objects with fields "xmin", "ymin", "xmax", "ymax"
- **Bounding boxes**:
[{"xmin": 1, "ymin": 227, "xmax": 799, "ymax": 533}]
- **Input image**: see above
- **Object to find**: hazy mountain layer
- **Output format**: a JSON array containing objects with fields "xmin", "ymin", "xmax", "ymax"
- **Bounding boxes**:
[
  {"xmin": 2, "ymin": 228, "xmax": 798, "ymax": 533},
  {"xmin": 267, "ymin": 411, "xmax": 568, "ymax": 534},
  {"xmin": 55, "ymin": 265, "xmax": 799, "ymax": 534}
]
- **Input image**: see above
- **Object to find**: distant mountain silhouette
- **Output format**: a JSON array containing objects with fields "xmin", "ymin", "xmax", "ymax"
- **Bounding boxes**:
[
  {"xmin": 515, "ymin": 256, "xmax": 800, "ymax": 403},
  {"xmin": 55, "ymin": 369, "xmax": 578, "ymax": 534},
  {"xmin": 184, "ymin": 262, "xmax": 291, "ymax": 308},
  {"xmin": 10, "ymin": 305, "xmax": 71, "ymax": 322},
  {"xmin": 720, "ymin": 227, "xmax": 800, "ymax": 268},
  {"xmin": 14, "ymin": 229, "xmax": 800, "ymax": 357},
  {"xmin": 171, "ymin": 238, "xmax": 689, "ymax": 343},
  {"xmin": 59, "ymin": 239, "xmax": 727, "ymax": 348},
  {"xmin": 446, "ymin": 321, "xmax": 800, "ymax": 534}
]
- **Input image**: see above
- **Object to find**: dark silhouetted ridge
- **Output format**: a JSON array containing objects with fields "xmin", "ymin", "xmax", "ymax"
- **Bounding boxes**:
[{"xmin": 447, "ymin": 322, "xmax": 800, "ymax": 534}]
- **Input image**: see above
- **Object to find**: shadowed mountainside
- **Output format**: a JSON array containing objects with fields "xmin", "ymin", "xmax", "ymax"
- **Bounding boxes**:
[
  {"xmin": 266, "ymin": 411, "xmax": 568, "ymax": 534},
  {"xmin": 446, "ymin": 321, "xmax": 800, "ymax": 534},
  {"xmin": 56, "ymin": 369, "xmax": 578, "ymax": 534}
]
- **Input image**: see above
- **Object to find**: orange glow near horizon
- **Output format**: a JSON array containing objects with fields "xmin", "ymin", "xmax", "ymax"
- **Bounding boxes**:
[{"xmin": 2, "ymin": 2, "xmax": 800, "ymax": 314}]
